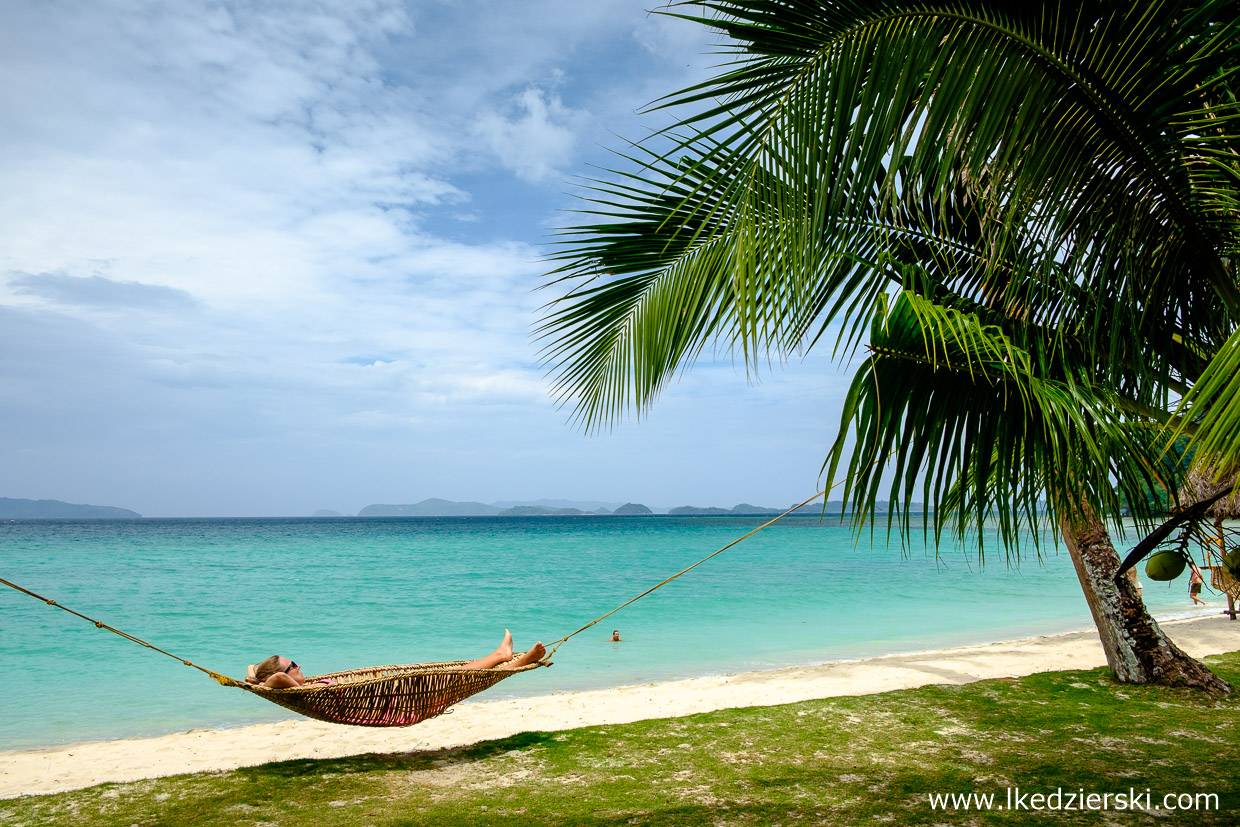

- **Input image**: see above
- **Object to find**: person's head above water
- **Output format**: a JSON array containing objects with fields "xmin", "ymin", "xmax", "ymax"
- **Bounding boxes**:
[
  {"xmin": 253, "ymin": 655, "xmax": 305, "ymax": 686},
  {"xmin": 610, "ymin": 630, "xmax": 622, "ymax": 641}
]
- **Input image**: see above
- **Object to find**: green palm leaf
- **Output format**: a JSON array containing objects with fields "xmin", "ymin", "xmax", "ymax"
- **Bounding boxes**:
[
  {"xmin": 540, "ymin": 0, "xmax": 1240, "ymax": 534},
  {"xmin": 824, "ymin": 290, "xmax": 1184, "ymax": 556}
]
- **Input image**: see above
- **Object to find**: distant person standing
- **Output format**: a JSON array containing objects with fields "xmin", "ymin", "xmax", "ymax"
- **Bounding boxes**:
[
  {"xmin": 1189, "ymin": 563, "xmax": 1208, "ymax": 606},
  {"xmin": 609, "ymin": 629, "xmax": 622, "ymax": 642}
]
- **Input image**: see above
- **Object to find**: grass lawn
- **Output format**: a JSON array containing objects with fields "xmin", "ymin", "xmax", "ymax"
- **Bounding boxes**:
[{"xmin": 4, "ymin": 651, "xmax": 1238, "ymax": 825}]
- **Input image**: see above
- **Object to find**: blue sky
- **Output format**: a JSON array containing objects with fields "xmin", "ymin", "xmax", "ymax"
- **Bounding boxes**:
[{"xmin": 1, "ymin": 0, "xmax": 852, "ymax": 517}]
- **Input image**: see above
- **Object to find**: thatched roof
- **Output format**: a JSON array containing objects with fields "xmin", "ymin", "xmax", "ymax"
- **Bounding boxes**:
[{"xmin": 1178, "ymin": 463, "xmax": 1240, "ymax": 520}]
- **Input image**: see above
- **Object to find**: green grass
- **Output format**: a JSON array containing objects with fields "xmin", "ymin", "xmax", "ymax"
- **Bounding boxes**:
[{"xmin": 5, "ymin": 652, "xmax": 1239, "ymax": 825}]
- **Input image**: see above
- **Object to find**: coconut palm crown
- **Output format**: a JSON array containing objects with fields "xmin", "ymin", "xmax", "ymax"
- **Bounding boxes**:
[{"xmin": 539, "ymin": 0, "xmax": 1240, "ymax": 554}]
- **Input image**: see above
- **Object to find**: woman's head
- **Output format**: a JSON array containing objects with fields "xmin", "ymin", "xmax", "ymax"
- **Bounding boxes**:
[{"xmin": 254, "ymin": 655, "xmax": 304, "ymax": 684}]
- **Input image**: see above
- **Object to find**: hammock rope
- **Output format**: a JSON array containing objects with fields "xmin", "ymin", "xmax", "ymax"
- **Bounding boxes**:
[
  {"xmin": 0, "ymin": 576, "xmax": 239, "ymax": 686},
  {"xmin": 1, "ymin": 488, "xmax": 828, "ymax": 726}
]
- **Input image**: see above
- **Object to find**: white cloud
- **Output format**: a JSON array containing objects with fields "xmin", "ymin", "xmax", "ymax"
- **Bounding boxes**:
[
  {"xmin": 633, "ymin": 4, "xmax": 722, "ymax": 65},
  {"xmin": 474, "ymin": 87, "xmax": 586, "ymax": 183},
  {"xmin": 0, "ymin": 0, "xmax": 849, "ymax": 516}
]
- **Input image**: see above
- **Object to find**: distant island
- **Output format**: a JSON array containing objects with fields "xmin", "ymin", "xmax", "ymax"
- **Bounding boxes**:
[
  {"xmin": 612, "ymin": 502, "xmax": 653, "ymax": 515},
  {"xmin": 491, "ymin": 498, "xmax": 621, "ymax": 513},
  {"xmin": 358, "ymin": 499, "xmax": 501, "ymax": 517},
  {"xmin": 497, "ymin": 506, "xmax": 591, "ymax": 516},
  {"xmin": 344, "ymin": 498, "xmax": 918, "ymax": 518},
  {"xmin": 0, "ymin": 497, "xmax": 141, "ymax": 519},
  {"xmin": 355, "ymin": 498, "xmax": 634, "ymax": 517},
  {"xmin": 669, "ymin": 504, "xmax": 783, "ymax": 515},
  {"xmin": 2, "ymin": 496, "xmax": 652, "ymax": 519},
  {"xmin": 0, "ymin": 494, "xmax": 915, "ymax": 520}
]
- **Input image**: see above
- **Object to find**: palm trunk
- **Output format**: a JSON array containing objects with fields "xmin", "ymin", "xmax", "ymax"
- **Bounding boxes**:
[{"xmin": 1059, "ymin": 505, "xmax": 1229, "ymax": 695}]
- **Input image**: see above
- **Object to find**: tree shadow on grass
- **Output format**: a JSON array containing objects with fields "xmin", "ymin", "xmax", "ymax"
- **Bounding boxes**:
[{"xmin": 234, "ymin": 730, "xmax": 559, "ymax": 781}]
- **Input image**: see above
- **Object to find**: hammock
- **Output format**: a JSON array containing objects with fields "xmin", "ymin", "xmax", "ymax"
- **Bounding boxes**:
[
  {"xmin": 0, "ymin": 491, "xmax": 825, "ymax": 728},
  {"xmin": 1208, "ymin": 546, "xmax": 1240, "ymax": 613},
  {"xmin": 229, "ymin": 660, "xmax": 544, "ymax": 727}
]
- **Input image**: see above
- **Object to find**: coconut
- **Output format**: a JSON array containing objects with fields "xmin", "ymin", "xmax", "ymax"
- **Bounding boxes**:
[{"xmin": 1145, "ymin": 549, "xmax": 1187, "ymax": 581}]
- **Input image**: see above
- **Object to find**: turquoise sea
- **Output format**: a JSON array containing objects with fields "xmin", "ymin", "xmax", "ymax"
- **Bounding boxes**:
[{"xmin": 0, "ymin": 515, "xmax": 1211, "ymax": 750}]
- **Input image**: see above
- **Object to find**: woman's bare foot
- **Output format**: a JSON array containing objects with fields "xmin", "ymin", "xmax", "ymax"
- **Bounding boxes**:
[
  {"xmin": 494, "ymin": 629, "xmax": 514, "ymax": 660},
  {"xmin": 499, "ymin": 641, "xmax": 546, "ymax": 669},
  {"xmin": 461, "ymin": 631, "xmax": 538, "ymax": 671}
]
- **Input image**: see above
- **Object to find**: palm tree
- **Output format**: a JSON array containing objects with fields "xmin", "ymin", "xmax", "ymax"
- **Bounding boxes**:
[{"xmin": 540, "ymin": 1, "xmax": 1240, "ymax": 691}]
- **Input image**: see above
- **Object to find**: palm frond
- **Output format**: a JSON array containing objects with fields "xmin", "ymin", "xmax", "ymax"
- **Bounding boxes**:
[
  {"xmin": 824, "ymin": 291, "xmax": 1187, "ymax": 557},
  {"xmin": 1169, "ymin": 325, "xmax": 1240, "ymax": 474}
]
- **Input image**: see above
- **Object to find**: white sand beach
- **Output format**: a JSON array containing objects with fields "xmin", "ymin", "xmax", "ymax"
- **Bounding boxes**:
[{"xmin": 3, "ymin": 614, "xmax": 1235, "ymax": 799}]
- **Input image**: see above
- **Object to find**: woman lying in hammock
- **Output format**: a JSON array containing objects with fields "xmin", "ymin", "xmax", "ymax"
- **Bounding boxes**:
[{"xmin": 247, "ymin": 629, "xmax": 546, "ymax": 688}]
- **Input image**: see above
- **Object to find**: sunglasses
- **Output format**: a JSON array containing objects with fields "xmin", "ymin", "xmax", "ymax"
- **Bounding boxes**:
[{"xmin": 283, "ymin": 660, "xmax": 299, "ymax": 674}]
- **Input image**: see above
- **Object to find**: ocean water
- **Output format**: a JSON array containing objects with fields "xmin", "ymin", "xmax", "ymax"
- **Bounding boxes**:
[{"xmin": 0, "ymin": 515, "xmax": 1211, "ymax": 750}]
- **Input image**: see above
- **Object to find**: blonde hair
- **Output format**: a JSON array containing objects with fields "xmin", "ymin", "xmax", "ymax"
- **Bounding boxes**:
[{"xmin": 253, "ymin": 655, "xmax": 284, "ymax": 683}]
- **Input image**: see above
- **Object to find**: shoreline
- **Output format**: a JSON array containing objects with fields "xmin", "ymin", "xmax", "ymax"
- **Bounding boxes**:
[{"xmin": 3, "ymin": 614, "xmax": 1235, "ymax": 799}]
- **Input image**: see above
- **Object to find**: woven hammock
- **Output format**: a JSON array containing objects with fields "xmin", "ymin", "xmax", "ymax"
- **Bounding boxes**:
[
  {"xmin": 222, "ymin": 658, "xmax": 545, "ymax": 727},
  {"xmin": 1210, "ymin": 565, "xmax": 1240, "ymax": 601},
  {"xmin": 1208, "ymin": 541, "xmax": 1240, "ymax": 607}
]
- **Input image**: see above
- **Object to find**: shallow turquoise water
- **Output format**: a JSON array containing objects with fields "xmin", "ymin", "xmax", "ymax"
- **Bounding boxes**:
[{"xmin": 0, "ymin": 516, "xmax": 1209, "ymax": 749}]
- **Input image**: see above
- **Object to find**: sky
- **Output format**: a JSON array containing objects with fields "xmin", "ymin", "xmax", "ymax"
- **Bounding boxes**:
[{"xmin": 1, "ymin": 0, "xmax": 853, "ymax": 517}]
